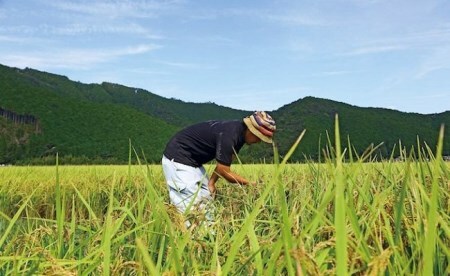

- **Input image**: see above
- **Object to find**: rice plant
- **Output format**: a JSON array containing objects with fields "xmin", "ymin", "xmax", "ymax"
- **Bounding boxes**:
[{"xmin": 0, "ymin": 121, "xmax": 448, "ymax": 275}]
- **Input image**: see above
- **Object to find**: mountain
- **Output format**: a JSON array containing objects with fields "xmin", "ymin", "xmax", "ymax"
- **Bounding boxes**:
[
  {"xmin": 273, "ymin": 97, "xmax": 449, "ymax": 160},
  {"xmin": 0, "ymin": 63, "xmax": 449, "ymax": 164}
]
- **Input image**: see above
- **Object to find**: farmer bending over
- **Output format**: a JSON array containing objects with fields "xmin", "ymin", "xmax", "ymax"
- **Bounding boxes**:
[{"xmin": 161, "ymin": 111, "xmax": 276, "ymax": 226}]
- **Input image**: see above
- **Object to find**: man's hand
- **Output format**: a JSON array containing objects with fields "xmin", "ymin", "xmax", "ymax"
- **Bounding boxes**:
[
  {"xmin": 208, "ymin": 182, "xmax": 216, "ymax": 199},
  {"xmin": 214, "ymin": 163, "xmax": 254, "ymax": 185}
]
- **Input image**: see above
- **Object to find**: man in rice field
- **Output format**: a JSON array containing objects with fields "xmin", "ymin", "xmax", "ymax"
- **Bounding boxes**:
[{"xmin": 161, "ymin": 111, "xmax": 276, "ymax": 227}]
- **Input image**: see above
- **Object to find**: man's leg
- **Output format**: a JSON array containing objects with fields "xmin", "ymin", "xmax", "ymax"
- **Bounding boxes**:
[
  {"xmin": 197, "ymin": 166, "xmax": 215, "ymax": 225},
  {"xmin": 162, "ymin": 156, "xmax": 213, "ymax": 222}
]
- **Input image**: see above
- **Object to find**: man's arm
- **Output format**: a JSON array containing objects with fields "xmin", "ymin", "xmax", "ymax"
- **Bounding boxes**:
[
  {"xmin": 212, "ymin": 162, "xmax": 255, "ymax": 185},
  {"xmin": 208, "ymin": 170, "xmax": 219, "ymax": 197}
]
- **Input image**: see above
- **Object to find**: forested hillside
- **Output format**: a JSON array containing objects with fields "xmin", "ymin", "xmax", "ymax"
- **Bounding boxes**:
[
  {"xmin": 1, "ymin": 64, "xmax": 449, "ymax": 164},
  {"xmin": 0, "ymin": 64, "xmax": 179, "ymax": 164},
  {"xmin": 273, "ymin": 97, "xmax": 450, "ymax": 160}
]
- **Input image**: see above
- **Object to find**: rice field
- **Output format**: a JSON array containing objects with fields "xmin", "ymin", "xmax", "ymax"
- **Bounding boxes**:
[{"xmin": 0, "ymin": 124, "xmax": 449, "ymax": 275}]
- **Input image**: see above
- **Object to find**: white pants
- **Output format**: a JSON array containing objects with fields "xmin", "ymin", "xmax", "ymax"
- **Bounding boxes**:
[{"xmin": 162, "ymin": 155, "xmax": 213, "ymax": 216}]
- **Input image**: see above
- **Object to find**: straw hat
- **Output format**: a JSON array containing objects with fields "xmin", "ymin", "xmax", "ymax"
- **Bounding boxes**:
[{"xmin": 243, "ymin": 111, "xmax": 276, "ymax": 143}]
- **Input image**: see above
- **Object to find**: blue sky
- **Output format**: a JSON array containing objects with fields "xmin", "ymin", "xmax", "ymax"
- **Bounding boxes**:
[{"xmin": 1, "ymin": 0, "xmax": 449, "ymax": 114}]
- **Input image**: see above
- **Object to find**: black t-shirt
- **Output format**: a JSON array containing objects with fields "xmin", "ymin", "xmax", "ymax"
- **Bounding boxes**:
[{"xmin": 163, "ymin": 120, "xmax": 246, "ymax": 167}]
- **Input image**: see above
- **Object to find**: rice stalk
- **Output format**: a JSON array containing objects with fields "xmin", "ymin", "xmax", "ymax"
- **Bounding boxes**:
[{"xmin": 334, "ymin": 114, "xmax": 348, "ymax": 275}]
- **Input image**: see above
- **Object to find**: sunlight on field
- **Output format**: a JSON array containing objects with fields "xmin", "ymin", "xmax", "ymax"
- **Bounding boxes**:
[
  {"xmin": 0, "ymin": 159, "xmax": 449, "ymax": 275},
  {"xmin": 0, "ymin": 122, "xmax": 449, "ymax": 275}
]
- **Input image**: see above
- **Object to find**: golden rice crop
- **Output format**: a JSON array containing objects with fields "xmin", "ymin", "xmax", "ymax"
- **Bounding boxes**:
[{"xmin": 0, "ymin": 123, "xmax": 449, "ymax": 275}]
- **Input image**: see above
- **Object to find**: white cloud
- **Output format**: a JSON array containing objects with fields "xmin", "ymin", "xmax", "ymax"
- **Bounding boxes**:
[
  {"xmin": 156, "ymin": 60, "xmax": 217, "ymax": 70},
  {"xmin": 126, "ymin": 67, "xmax": 171, "ymax": 76},
  {"xmin": 0, "ymin": 35, "xmax": 26, "ymax": 42},
  {"xmin": 415, "ymin": 48, "xmax": 450, "ymax": 79},
  {"xmin": 1, "ymin": 44, "xmax": 160, "ymax": 70},
  {"xmin": 315, "ymin": 70, "xmax": 355, "ymax": 76},
  {"xmin": 40, "ymin": 0, "xmax": 184, "ymax": 19},
  {"xmin": 223, "ymin": 7, "xmax": 330, "ymax": 27},
  {"xmin": 343, "ymin": 45, "xmax": 405, "ymax": 56},
  {"xmin": 340, "ymin": 25, "xmax": 450, "ymax": 57},
  {"xmin": 48, "ymin": 23, "xmax": 163, "ymax": 39},
  {"xmin": 0, "ymin": 23, "xmax": 161, "ymax": 39},
  {"xmin": 416, "ymin": 64, "xmax": 450, "ymax": 79},
  {"xmin": 264, "ymin": 12, "xmax": 330, "ymax": 27},
  {"xmin": 411, "ymin": 93, "xmax": 449, "ymax": 100}
]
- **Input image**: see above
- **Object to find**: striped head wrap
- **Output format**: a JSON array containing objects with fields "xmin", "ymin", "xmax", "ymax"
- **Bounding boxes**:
[{"xmin": 243, "ymin": 111, "xmax": 276, "ymax": 143}]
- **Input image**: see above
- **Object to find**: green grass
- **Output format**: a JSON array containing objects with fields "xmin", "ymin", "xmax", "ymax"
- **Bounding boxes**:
[{"xmin": 0, "ymin": 130, "xmax": 449, "ymax": 275}]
